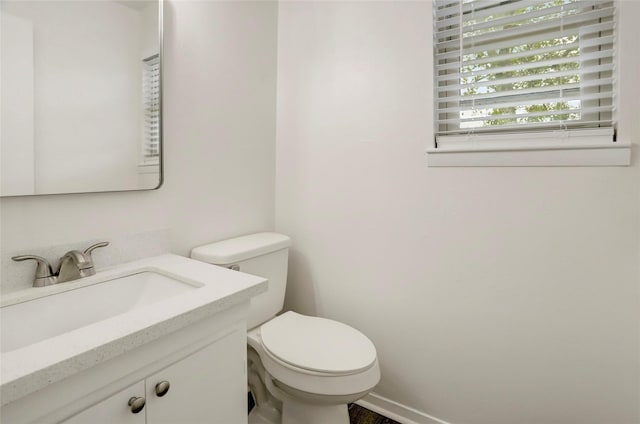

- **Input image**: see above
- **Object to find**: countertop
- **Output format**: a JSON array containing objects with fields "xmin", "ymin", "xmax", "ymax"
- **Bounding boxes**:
[{"xmin": 0, "ymin": 254, "xmax": 267, "ymax": 405}]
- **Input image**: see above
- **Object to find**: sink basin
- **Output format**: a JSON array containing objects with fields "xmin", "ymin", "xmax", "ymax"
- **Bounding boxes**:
[{"xmin": 1, "ymin": 271, "xmax": 197, "ymax": 353}]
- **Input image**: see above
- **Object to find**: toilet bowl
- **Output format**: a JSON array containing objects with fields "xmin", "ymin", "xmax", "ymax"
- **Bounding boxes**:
[{"xmin": 191, "ymin": 233, "xmax": 380, "ymax": 424}]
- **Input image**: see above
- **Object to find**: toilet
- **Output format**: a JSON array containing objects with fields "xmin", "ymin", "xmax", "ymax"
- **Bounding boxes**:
[{"xmin": 191, "ymin": 233, "xmax": 380, "ymax": 424}]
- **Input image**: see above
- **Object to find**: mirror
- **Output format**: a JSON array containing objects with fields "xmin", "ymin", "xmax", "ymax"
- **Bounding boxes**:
[{"xmin": 1, "ymin": 0, "xmax": 162, "ymax": 197}]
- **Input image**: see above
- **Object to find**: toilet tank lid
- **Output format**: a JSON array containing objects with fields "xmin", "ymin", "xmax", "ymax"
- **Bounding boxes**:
[{"xmin": 191, "ymin": 232, "xmax": 291, "ymax": 265}]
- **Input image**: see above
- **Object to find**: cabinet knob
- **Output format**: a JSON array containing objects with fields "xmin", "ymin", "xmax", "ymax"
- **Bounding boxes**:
[
  {"xmin": 128, "ymin": 396, "xmax": 146, "ymax": 414},
  {"xmin": 155, "ymin": 381, "xmax": 171, "ymax": 397}
]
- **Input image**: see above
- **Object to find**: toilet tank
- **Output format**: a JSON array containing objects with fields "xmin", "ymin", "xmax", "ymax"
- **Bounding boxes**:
[{"xmin": 191, "ymin": 233, "xmax": 291, "ymax": 329}]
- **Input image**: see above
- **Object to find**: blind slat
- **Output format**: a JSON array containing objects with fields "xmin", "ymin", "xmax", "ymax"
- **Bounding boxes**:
[
  {"xmin": 436, "ymin": 63, "xmax": 614, "ymax": 93},
  {"xmin": 436, "ymin": 120, "xmax": 614, "ymax": 135},
  {"xmin": 435, "ymin": 21, "xmax": 613, "ymax": 60},
  {"xmin": 447, "ymin": 49, "xmax": 613, "ymax": 82},
  {"xmin": 436, "ymin": 13, "xmax": 613, "ymax": 50},
  {"xmin": 462, "ymin": 1, "xmax": 587, "ymax": 35},
  {"xmin": 438, "ymin": 105, "xmax": 613, "ymax": 125},
  {"xmin": 436, "ymin": 34, "xmax": 614, "ymax": 73},
  {"xmin": 437, "ymin": 90, "xmax": 614, "ymax": 113},
  {"xmin": 438, "ymin": 77, "xmax": 613, "ymax": 103}
]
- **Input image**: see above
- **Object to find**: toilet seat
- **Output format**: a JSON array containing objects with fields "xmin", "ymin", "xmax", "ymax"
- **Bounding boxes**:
[{"xmin": 260, "ymin": 312, "xmax": 377, "ymax": 376}]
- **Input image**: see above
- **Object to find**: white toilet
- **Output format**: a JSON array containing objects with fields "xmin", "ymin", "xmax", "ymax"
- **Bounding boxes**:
[{"xmin": 191, "ymin": 233, "xmax": 380, "ymax": 424}]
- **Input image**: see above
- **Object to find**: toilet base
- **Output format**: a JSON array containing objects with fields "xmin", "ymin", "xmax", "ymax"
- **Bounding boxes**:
[
  {"xmin": 249, "ymin": 407, "xmax": 281, "ymax": 424},
  {"xmin": 265, "ymin": 372, "xmax": 351, "ymax": 424},
  {"xmin": 282, "ymin": 400, "xmax": 349, "ymax": 424},
  {"xmin": 249, "ymin": 401, "xmax": 348, "ymax": 424}
]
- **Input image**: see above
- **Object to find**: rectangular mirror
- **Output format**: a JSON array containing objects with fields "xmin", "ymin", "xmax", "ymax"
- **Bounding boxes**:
[{"xmin": 1, "ymin": 0, "xmax": 162, "ymax": 197}]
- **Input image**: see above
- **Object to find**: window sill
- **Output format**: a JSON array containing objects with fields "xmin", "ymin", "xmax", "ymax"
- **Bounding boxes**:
[{"xmin": 426, "ymin": 141, "xmax": 632, "ymax": 167}]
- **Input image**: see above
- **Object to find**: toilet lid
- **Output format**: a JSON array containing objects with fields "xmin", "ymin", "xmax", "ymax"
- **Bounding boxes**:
[{"xmin": 260, "ymin": 312, "xmax": 377, "ymax": 375}]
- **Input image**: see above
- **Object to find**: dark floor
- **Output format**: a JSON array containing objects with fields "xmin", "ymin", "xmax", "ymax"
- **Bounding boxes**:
[
  {"xmin": 249, "ymin": 393, "xmax": 400, "ymax": 424},
  {"xmin": 348, "ymin": 403, "xmax": 401, "ymax": 424}
]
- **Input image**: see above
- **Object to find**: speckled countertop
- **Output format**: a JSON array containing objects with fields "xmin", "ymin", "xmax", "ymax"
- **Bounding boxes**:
[{"xmin": 0, "ymin": 254, "xmax": 267, "ymax": 406}]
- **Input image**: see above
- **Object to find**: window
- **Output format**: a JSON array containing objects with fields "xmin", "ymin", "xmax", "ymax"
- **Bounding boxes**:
[
  {"xmin": 430, "ymin": 0, "xmax": 630, "ymax": 166},
  {"xmin": 142, "ymin": 54, "xmax": 160, "ymax": 165}
]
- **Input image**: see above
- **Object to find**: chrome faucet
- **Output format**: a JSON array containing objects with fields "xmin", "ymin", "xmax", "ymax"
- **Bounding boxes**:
[{"xmin": 12, "ymin": 242, "xmax": 109, "ymax": 287}]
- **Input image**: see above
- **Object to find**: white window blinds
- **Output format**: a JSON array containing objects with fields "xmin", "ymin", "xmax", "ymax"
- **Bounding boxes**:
[
  {"xmin": 143, "ymin": 54, "xmax": 160, "ymax": 162},
  {"xmin": 434, "ymin": 0, "xmax": 616, "ymax": 137}
]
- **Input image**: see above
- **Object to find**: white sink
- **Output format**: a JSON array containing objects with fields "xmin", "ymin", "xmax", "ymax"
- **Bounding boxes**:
[{"xmin": 1, "ymin": 270, "xmax": 198, "ymax": 353}]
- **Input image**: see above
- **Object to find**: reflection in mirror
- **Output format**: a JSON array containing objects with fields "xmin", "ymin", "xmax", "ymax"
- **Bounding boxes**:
[{"xmin": 0, "ymin": 0, "xmax": 162, "ymax": 196}]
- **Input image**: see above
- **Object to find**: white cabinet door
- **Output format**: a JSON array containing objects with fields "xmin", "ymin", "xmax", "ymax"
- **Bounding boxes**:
[
  {"xmin": 62, "ymin": 381, "xmax": 146, "ymax": 424},
  {"xmin": 145, "ymin": 329, "xmax": 247, "ymax": 424}
]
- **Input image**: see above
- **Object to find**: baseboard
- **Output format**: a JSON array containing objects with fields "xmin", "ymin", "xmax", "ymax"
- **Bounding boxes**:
[{"xmin": 356, "ymin": 392, "xmax": 452, "ymax": 424}]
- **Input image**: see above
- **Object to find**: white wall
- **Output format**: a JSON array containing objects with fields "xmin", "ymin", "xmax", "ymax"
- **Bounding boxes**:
[
  {"xmin": 0, "ymin": 0, "xmax": 278, "ymax": 293},
  {"xmin": 276, "ymin": 2, "xmax": 640, "ymax": 424}
]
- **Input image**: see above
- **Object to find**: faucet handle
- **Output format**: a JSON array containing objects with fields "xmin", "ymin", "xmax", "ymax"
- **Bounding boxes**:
[
  {"xmin": 84, "ymin": 241, "xmax": 109, "ymax": 260},
  {"xmin": 11, "ymin": 255, "xmax": 57, "ymax": 287}
]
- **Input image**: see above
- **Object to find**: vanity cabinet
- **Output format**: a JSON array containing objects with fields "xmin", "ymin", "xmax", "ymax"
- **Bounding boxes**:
[
  {"xmin": 1, "ymin": 304, "xmax": 253, "ymax": 424},
  {"xmin": 62, "ymin": 382, "xmax": 145, "ymax": 424},
  {"xmin": 61, "ymin": 330, "xmax": 246, "ymax": 424}
]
